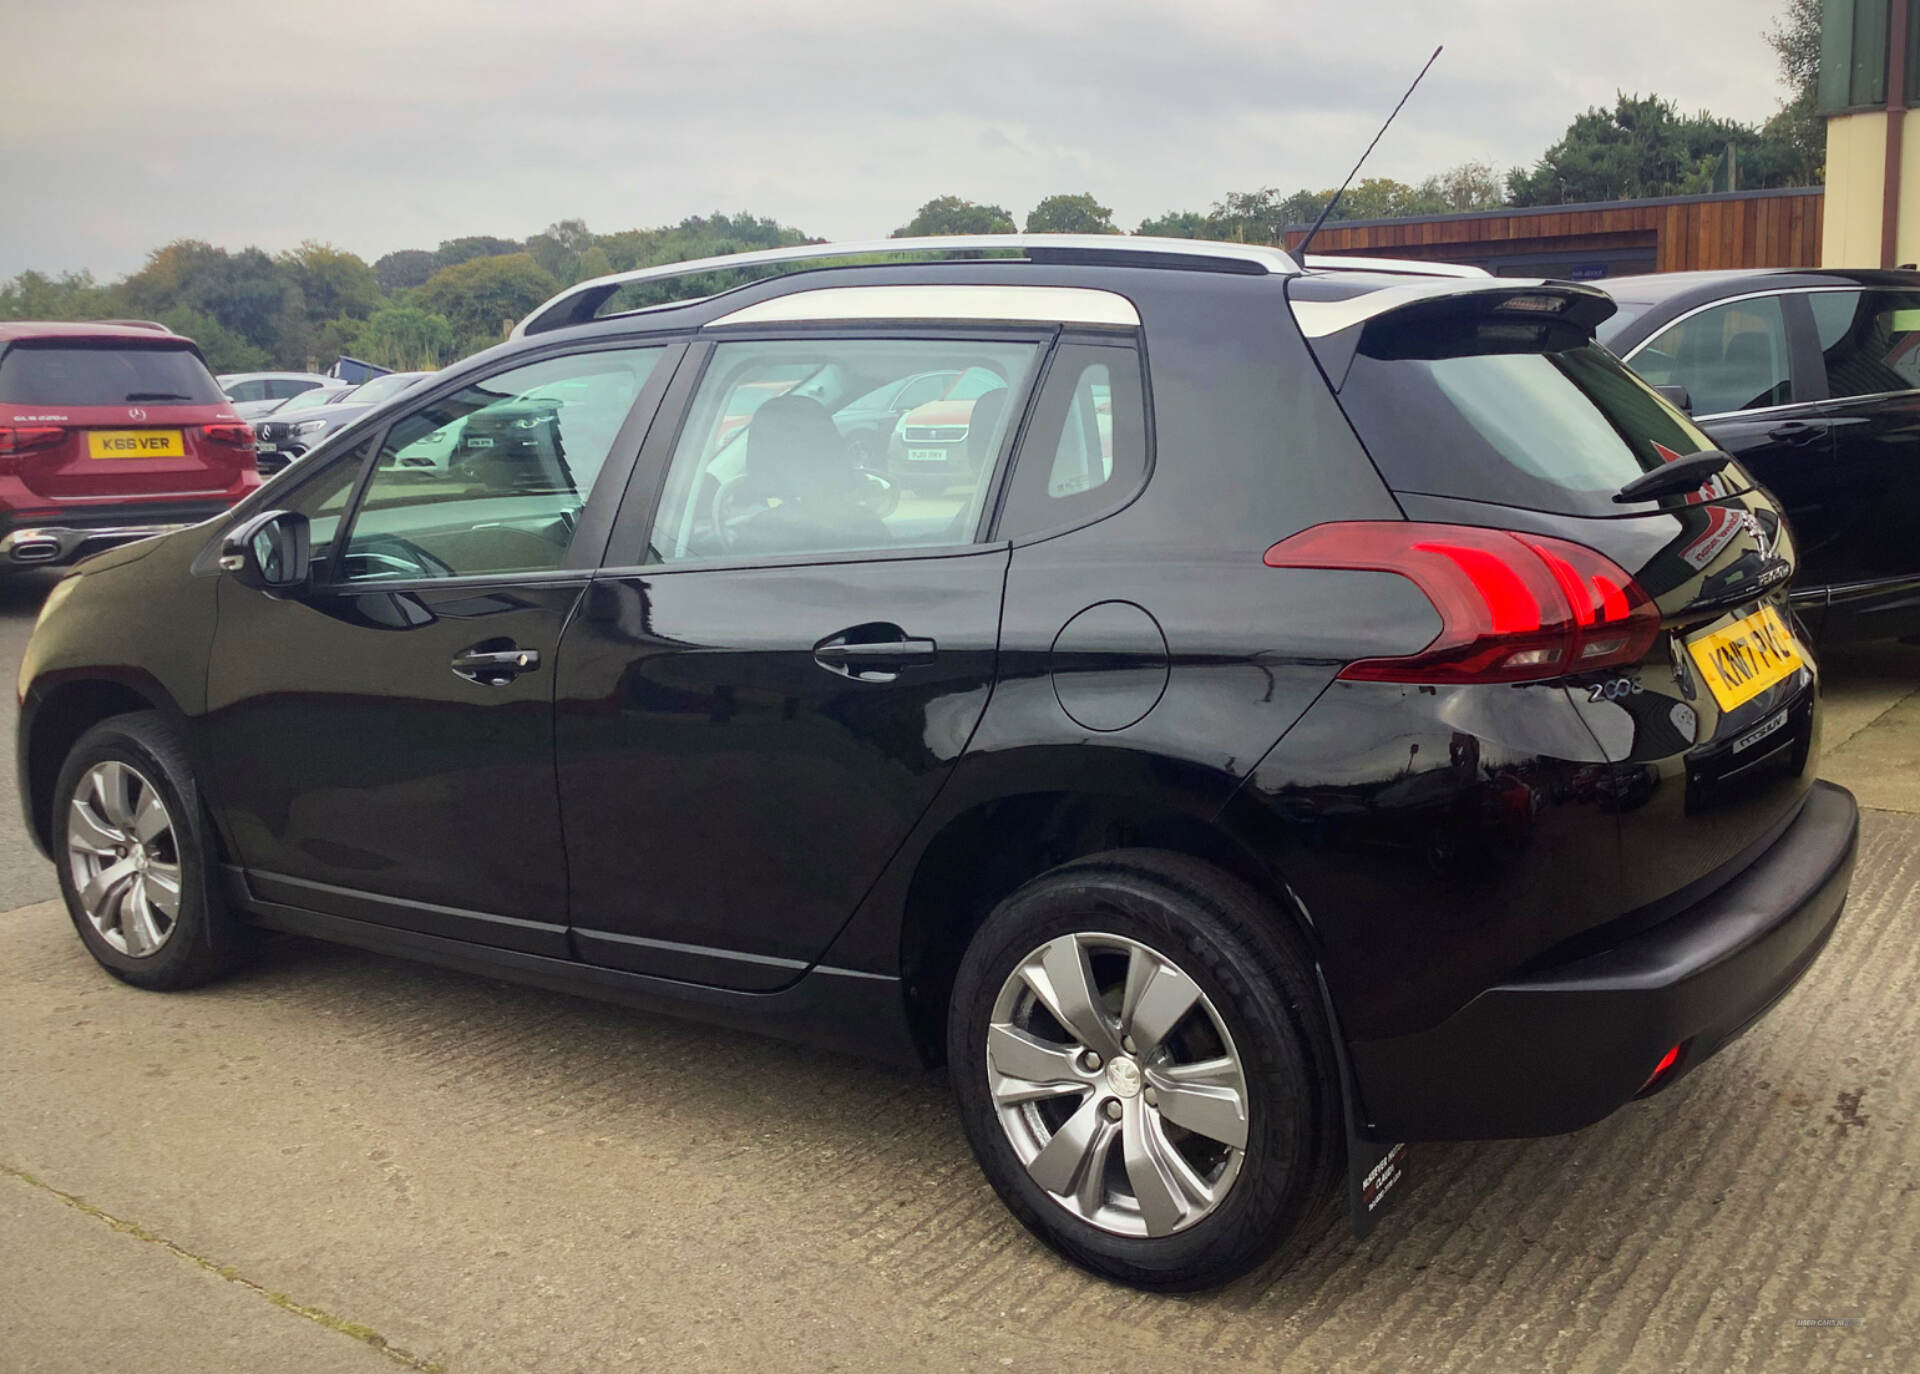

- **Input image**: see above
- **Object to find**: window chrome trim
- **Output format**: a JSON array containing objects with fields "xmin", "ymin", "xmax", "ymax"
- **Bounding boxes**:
[
  {"xmin": 704, "ymin": 284, "xmax": 1140, "ymax": 329},
  {"xmin": 1617, "ymin": 285, "xmax": 1860, "ymax": 367}
]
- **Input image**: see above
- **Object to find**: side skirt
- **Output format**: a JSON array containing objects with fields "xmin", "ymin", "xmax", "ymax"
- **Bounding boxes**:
[{"xmin": 224, "ymin": 869, "xmax": 925, "ymax": 1068}]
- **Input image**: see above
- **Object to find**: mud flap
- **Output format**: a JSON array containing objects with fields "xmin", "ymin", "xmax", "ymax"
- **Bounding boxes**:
[{"xmin": 1315, "ymin": 966, "xmax": 1408, "ymax": 1238}]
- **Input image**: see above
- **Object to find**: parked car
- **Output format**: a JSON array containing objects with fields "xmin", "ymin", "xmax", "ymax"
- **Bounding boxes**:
[
  {"xmin": 17, "ymin": 237, "xmax": 1858, "ymax": 1292},
  {"xmin": 1599, "ymin": 267, "xmax": 1920, "ymax": 644},
  {"xmin": 884, "ymin": 366, "xmax": 1014, "ymax": 496},
  {"xmin": 216, "ymin": 371, "xmax": 336, "ymax": 421},
  {"xmin": 252, "ymin": 370, "xmax": 431, "ymax": 472},
  {"xmin": 0, "ymin": 321, "xmax": 258, "ymax": 570}
]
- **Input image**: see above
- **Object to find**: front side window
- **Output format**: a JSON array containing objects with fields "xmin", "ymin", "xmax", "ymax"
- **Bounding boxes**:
[
  {"xmin": 645, "ymin": 338, "xmax": 1040, "ymax": 564},
  {"xmin": 335, "ymin": 347, "xmax": 662, "ymax": 582},
  {"xmin": 225, "ymin": 378, "xmax": 269, "ymax": 402},
  {"xmin": 1631, "ymin": 296, "xmax": 1794, "ymax": 416},
  {"xmin": 1809, "ymin": 288, "xmax": 1920, "ymax": 397}
]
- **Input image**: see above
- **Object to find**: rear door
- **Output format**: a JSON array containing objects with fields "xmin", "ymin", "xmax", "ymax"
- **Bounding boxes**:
[
  {"xmin": 1793, "ymin": 286, "xmax": 1920, "ymax": 640},
  {"xmin": 0, "ymin": 338, "xmax": 254, "ymax": 504},
  {"xmin": 554, "ymin": 328, "xmax": 1049, "ymax": 990}
]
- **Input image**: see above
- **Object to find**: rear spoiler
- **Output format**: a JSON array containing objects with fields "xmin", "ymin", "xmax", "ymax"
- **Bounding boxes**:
[
  {"xmin": 1289, "ymin": 279, "xmax": 1615, "ymax": 339},
  {"xmin": 1290, "ymin": 280, "xmax": 1618, "ymax": 386}
]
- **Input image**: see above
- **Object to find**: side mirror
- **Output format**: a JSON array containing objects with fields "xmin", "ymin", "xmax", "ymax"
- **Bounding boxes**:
[
  {"xmin": 1652, "ymin": 384, "xmax": 1693, "ymax": 416},
  {"xmin": 218, "ymin": 510, "xmax": 310, "ymax": 592}
]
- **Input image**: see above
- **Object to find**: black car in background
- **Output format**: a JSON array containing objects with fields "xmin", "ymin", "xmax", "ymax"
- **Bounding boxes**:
[
  {"xmin": 1599, "ymin": 267, "xmax": 1920, "ymax": 644},
  {"xmin": 252, "ymin": 370, "xmax": 431, "ymax": 473},
  {"xmin": 17, "ymin": 237, "xmax": 1858, "ymax": 1291}
]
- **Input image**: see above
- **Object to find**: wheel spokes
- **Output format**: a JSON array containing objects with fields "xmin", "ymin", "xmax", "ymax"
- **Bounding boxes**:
[
  {"xmin": 986, "ymin": 1023, "xmax": 1087, "ymax": 1104},
  {"xmin": 120, "ymin": 883, "xmax": 165, "ymax": 956},
  {"xmin": 1120, "ymin": 948, "xmax": 1201, "ymax": 1057},
  {"xmin": 93, "ymin": 762, "xmax": 138, "ymax": 830},
  {"xmin": 141, "ymin": 863, "xmax": 182, "ymax": 919},
  {"xmin": 1021, "ymin": 936, "xmax": 1121, "ymax": 1060},
  {"xmin": 131, "ymin": 787, "xmax": 171, "ymax": 844},
  {"xmin": 1026, "ymin": 1094, "xmax": 1116, "ymax": 1199},
  {"xmin": 1122, "ymin": 1104, "xmax": 1212, "ymax": 1236},
  {"xmin": 1148, "ymin": 1057, "xmax": 1249, "ymax": 1150},
  {"xmin": 67, "ymin": 797, "xmax": 124, "ymax": 855},
  {"xmin": 80, "ymin": 856, "xmax": 138, "ymax": 917}
]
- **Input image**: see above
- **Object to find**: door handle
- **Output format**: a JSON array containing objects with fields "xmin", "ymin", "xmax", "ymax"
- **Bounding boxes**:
[
  {"xmin": 451, "ymin": 644, "xmax": 541, "ymax": 685},
  {"xmin": 1766, "ymin": 421, "xmax": 1820, "ymax": 444},
  {"xmin": 812, "ymin": 627, "xmax": 936, "ymax": 681}
]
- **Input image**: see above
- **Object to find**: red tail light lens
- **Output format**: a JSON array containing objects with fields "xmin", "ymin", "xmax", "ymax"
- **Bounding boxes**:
[
  {"xmin": 200, "ymin": 422, "xmax": 256, "ymax": 448},
  {"xmin": 0, "ymin": 424, "xmax": 65, "ymax": 475},
  {"xmin": 1263, "ymin": 521, "xmax": 1660, "ymax": 683}
]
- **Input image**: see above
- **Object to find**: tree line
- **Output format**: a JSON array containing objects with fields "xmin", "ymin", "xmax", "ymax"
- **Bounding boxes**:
[{"xmin": 0, "ymin": 4, "xmax": 1820, "ymax": 374}]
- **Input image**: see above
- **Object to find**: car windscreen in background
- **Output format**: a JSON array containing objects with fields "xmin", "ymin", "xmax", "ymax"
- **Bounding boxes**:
[
  {"xmin": 1335, "ymin": 316, "xmax": 1729, "ymax": 518},
  {"xmin": 0, "ymin": 342, "xmax": 225, "ymax": 406}
]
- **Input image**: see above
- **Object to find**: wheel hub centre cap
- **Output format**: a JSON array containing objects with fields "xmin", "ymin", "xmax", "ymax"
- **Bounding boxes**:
[{"xmin": 1104, "ymin": 1056, "xmax": 1143, "ymax": 1098}]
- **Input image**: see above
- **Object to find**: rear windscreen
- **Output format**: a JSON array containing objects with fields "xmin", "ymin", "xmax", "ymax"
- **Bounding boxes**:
[
  {"xmin": 1336, "ymin": 315, "xmax": 1726, "ymax": 517},
  {"xmin": 0, "ymin": 342, "xmax": 224, "ymax": 406}
]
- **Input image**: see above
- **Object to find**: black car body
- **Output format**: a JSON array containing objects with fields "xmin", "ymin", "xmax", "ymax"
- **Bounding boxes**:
[
  {"xmin": 17, "ymin": 237, "xmax": 1858, "ymax": 1290},
  {"xmin": 1599, "ymin": 267, "xmax": 1920, "ymax": 644}
]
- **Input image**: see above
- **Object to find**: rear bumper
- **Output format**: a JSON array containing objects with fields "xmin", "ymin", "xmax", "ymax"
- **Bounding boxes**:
[
  {"xmin": 1348, "ymin": 780, "xmax": 1859, "ymax": 1140},
  {"xmin": 0, "ymin": 522, "xmax": 193, "ymax": 568}
]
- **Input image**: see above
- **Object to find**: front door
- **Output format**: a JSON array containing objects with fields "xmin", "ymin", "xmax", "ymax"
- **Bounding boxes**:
[
  {"xmin": 555, "ymin": 330, "xmax": 1049, "ymax": 989},
  {"xmin": 202, "ymin": 342, "xmax": 677, "ymax": 954}
]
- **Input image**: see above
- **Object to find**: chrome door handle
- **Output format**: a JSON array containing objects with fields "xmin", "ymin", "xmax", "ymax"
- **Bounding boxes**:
[
  {"xmin": 812, "ymin": 628, "xmax": 936, "ymax": 681},
  {"xmin": 451, "ymin": 646, "xmax": 540, "ymax": 685}
]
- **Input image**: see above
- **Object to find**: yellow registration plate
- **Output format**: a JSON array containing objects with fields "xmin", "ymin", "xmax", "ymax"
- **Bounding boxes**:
[
  {"xmin": 87, "ymin": 429, "xmax": 183, "ymax": 459},
  {"xmin": 1686, "ymin": 605, "xmax": 1805, "ymax": 712}
]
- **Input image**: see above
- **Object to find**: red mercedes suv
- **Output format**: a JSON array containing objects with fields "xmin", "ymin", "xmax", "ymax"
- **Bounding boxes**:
[{"xmin": 0, "ymin": 322, "xmax": 259, "ymax": 569}]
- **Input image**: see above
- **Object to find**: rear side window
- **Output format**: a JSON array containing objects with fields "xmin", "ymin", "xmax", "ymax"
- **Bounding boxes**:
[
  {"xmin": 0, "ymin": 342, "xmax": 224, "ymax": 406},
  {"xmin": 1338, "ymin": 312, "xmax": 1721, "ymax": 518},
  {"xmin": 1628, "ymin": 296, "xmax": 1794, "ymax": 416},
  {"xmin": 996, "ymin": 343, "xmax": 1147, "ymax": 542},
  {"xmin": 1809, "ymin": 288, "xmax": 1920, "ymax": 397}
]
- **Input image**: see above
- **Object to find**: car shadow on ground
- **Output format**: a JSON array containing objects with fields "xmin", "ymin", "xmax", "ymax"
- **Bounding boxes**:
[{"xmin": 210, "ymin": 922, "xmax": 1785, "ymax": 1312}]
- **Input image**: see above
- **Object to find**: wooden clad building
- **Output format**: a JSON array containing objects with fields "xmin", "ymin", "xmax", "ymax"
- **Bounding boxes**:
[{"xmin": 1282, "ymin": 187, "xmax": 1827, "ymax": 279}]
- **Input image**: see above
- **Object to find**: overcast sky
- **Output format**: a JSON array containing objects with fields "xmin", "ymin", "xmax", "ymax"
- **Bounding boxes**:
[{"xmin": 2, "ymin": 0, "xmax": 1794, "ymax": 281}]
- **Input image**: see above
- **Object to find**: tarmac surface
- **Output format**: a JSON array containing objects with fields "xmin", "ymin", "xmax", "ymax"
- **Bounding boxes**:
[{"xmin": 2, "ymin": 573, "xmax": 1915, "ymax": 1373}]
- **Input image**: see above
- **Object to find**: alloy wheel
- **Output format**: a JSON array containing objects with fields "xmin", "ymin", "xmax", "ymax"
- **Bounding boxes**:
[
  {"xmin": 986, "ymin": 931, "xmax": 1251, "ymax": 1237},
  {"xmin": 66, "ymin": 761, "xmax": 183, "ymax": 958}
]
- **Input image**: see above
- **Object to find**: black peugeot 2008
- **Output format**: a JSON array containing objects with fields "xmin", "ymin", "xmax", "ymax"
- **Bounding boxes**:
[{"xmin": 16, "ymin": 236, "xmax": 1858, "ymax": 1291}]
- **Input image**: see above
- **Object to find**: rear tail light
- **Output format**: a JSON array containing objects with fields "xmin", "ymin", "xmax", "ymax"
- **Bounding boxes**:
[
  {"xmin": 200, "ymin": 422, "xmax": 256, "ymax": 448},
  {"xmin": 1264, "ymin": 521, "xmax": 1660, "ymax": 684},
  {"xmin": 0, "ymin": 424, "xmax": 66, "ymax": 475}
]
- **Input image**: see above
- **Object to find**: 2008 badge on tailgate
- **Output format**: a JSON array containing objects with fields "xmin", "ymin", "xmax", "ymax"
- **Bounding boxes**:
[{"xmin": 1686, "ymin": 604, "xmax": 1804, "ymax": 712}]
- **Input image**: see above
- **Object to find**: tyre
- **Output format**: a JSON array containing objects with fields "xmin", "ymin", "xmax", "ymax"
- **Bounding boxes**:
[
  {"xmin": 947, "ymin": 851, "xmax": 1342, "ymax": 1290},
  {"xmin": 52, "ymin": 711, "xmax": 248, "ymax": 991}
]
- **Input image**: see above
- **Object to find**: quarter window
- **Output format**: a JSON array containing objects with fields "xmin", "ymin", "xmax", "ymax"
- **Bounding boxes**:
[
  {"xmin": 644, "ymin": 338, "xmax": 1040, "ymax": 563},
  {"xmin": 1809, "ymin": 289, "xmax": 1920, "ymax": 397},
  {"xmin": 995, "ymin": 343, "xmax": 1147, "ymax": 542},
  {"xmin": 1632, "ymin": 296, "xmax": 1794, "ymax": 416},
  {"xmin": 335, "ymin": 346, "xmax": 663, "ymax": 582}
]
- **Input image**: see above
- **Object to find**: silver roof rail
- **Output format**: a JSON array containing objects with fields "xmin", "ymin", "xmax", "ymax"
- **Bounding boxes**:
[
  {"xmin": 512, "ymin": 234, "xmax": 1300, "ymax": 338},
  {"xmin": 1301, "ymin": 254, "xmax": 1490, "ymax": 279}
]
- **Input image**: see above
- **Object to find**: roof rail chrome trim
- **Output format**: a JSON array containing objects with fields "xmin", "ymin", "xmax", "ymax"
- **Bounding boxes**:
[
  {"xmin": 513, "ymin": 234, "xmax": 1297, "ymax": 338},
  {"xmin": 1302, "ymin": 254, "xmax": 1490, "ymax": 279},
  {"xmin": 706, "ymin": 284, "xmax": 1142, "ymax": 329},
  {"xmin": 1289, "ymin": 279, "xmax": 1609, "ymax": 338}
]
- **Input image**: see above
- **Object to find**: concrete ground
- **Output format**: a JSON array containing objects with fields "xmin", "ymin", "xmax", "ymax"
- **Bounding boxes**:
[{"xmin": 1, "ymin": 578, "xmax": 1916, "ymax": 1374}]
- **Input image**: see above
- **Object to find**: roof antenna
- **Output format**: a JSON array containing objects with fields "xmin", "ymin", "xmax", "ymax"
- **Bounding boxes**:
[{"xmin": 1294, "ymin": 45, "xmax": 1443, "ymax": 261}]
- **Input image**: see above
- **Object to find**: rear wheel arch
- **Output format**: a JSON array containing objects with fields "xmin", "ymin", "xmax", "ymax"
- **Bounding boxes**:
[{"xmin": 896, "ymin": 790, "xmax": 1321, "ymax": 1063}]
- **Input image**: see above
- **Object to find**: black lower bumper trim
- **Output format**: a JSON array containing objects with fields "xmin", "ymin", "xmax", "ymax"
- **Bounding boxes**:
[{"xmin": 1349, "ymin": 780, "xmax": 1859, "ymax": 1140}]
